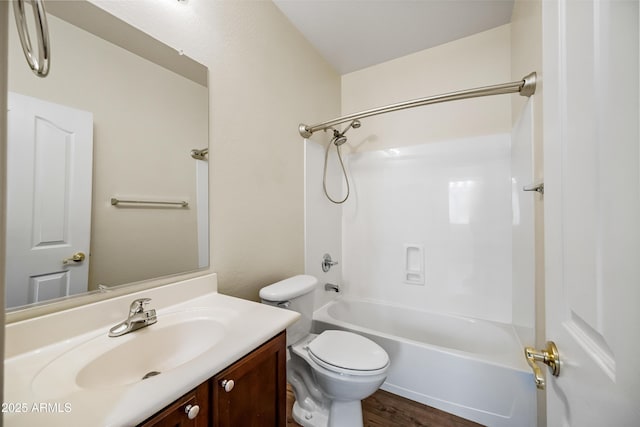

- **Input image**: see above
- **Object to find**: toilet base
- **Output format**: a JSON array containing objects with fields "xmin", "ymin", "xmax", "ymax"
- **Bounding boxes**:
[
  {"xmin": 293, "ymin": 400, "xmax": 328, "ymax": 427},
  {"xmin": 328, "ymin": 400, "xmax": 364, "ymax": 427},
  {"xmin": 292, "ymin": 399, "xmax": 364, "ymax": 427}
]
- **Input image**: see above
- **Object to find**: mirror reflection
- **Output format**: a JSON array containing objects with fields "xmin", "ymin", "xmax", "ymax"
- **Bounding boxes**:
[{"xmin": 5, "ymin": 1, "xmax": 209, "ymax": 310}]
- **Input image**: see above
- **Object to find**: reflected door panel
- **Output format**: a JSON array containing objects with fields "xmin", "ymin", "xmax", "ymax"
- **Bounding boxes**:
[{"xmin": 6, "ymin": 92, "xmax": 93, "ymax": 308}]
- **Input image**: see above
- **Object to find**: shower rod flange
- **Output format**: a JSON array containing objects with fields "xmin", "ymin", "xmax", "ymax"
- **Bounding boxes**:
[
  {"xmin": 520, "ymin": 72, "xmax": 537, "ymax": 97},
  {"xmin": 299, "ymin": 124, "xmax": 313, "ymax": 139}
]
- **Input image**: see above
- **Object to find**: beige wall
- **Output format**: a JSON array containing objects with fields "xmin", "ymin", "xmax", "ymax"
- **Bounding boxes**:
[
  {"xmin": 91, "ymin": 0, "xmax": 341, "ymax": 301},
  {"xmin": 341, "ymin": 24, "xmax": 511, "ymax": 152},
  {"xmin": 7, "ymin": 14, "xmax": 207, "ymax": 289},
  {"xmin": 511, "ymin": 0, "xmax": 545, "ymax": 425},
  {"xmin": 205, "ymin": 2, "xmax": 340, "ymax": 300}
]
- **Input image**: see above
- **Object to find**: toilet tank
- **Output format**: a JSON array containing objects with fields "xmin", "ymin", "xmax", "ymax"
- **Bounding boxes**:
[{"xmin": 260, "ymin": 275, "xmax": 317, "ymax": 345}]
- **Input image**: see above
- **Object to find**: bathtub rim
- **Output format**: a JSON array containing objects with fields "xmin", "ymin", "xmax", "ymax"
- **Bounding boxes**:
[{"xmin": 313, "ymin": 296, "xmax": 532, "ymax": 374}]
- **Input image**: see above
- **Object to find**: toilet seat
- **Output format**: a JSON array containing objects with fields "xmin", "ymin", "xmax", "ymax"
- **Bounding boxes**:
[{"xmin": 306, "ymin": 330, "xmax": 389, "ymax": 376}]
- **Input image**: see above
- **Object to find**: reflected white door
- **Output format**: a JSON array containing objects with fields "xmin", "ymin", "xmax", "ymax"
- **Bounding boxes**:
[
  {"xmin": 6, "ymin": 92, "xmax": 93, "ymax": 308},
  {"xmin": 543, "ymin": 0, "xmax": 640, "ymax": 425}
]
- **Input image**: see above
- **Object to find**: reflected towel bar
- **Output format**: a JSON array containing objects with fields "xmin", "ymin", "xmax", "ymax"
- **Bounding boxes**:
[{"xmin": 110, "ymin": 198, "xmax": 188, "ymax": 207}]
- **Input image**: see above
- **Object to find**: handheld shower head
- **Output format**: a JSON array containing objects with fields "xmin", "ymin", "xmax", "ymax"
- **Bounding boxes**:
[
  {"xmin": 324, "ymin": 120, "xmax": 362, "ymax": 204},
  {"xmin": 331, "ymin": 119, "xmax": 361, "ymax": 146},
  {"xmin": 332, "ymin": 131, "xmax": 348, "ymax": 146}
]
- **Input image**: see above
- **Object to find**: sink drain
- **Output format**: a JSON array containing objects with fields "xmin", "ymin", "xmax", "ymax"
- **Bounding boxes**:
[{"xmin": 142, "ymin": 371, "xmax": 161, "ymax": 380}]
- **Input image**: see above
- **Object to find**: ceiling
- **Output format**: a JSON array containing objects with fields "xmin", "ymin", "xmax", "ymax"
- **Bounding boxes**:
[{"xmin": 273, "ymin": 0, "xmax": 515, "ymax": 74}]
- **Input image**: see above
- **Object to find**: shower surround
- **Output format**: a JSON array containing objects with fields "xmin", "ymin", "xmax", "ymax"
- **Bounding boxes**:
[
  {"xmin": 305, "ymin": 128, "xmax": 534, "ymax": 327},
  {"xmin": 304, "ymin": 123, "xmax": 536, "ymax": 425},
  {"xmin": 341, "ymin": 134, "xmax": 513, "ymax": 322}
]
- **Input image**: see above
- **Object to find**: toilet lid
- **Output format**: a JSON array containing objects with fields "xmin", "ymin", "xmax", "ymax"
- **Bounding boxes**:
[{"xmin": 307, "ymin": 330, "xmax": 389, "ymax": 372}]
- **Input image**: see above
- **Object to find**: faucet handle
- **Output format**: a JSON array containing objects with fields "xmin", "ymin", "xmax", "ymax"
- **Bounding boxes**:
[
  {"xmin": 321, "ymin": 253, "xmax": 339, "ymax": 272},
  {"xmin": 129, "ymin": 298, "xmax": 152, "ymax": 314}
]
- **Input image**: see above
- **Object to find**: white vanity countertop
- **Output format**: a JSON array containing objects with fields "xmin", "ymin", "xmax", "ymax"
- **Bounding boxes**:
[{"xmin": 4, "ymin": 274, "xmax": 300, "ymax": 426}]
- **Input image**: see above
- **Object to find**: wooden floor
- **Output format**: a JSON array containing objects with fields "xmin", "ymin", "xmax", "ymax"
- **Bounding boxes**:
[{"xmin": 286, "ymin": 384, "xmax": 484, "ymax": 427}]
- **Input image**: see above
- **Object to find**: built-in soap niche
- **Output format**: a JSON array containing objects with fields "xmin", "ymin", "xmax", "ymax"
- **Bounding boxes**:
[{"xmin": 404, "ymin": 244, "xmax": 425, "ymax": 285}]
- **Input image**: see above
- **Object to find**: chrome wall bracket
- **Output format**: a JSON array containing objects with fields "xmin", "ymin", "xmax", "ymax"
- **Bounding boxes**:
[
  {"xmin": 519, "ymin": 72, "xmax": 537, "ymax": 97},
  {"xmin": 523, "ymin": 183, "xmax": 544, "ymax": 195},
  {"xmin": 190, "ymin": 147, "xmax": 208, "ymax": 160}
]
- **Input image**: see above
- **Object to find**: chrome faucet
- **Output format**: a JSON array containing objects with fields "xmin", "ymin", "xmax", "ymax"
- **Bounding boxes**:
[
  {"xmin": 324, "ymin": 283, "xmax": 340, "ymax": 293},
  {"xmin": 108, "ymin": 298, "xmax": 157, "ymax": 337}
]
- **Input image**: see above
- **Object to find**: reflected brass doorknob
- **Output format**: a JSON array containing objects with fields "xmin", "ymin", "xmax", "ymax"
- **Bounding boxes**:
[{"xmin": 63, "ymin": 252, "xmax": 86, "ymax": 265}]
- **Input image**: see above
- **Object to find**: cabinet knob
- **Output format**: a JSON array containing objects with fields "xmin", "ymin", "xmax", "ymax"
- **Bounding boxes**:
[
  {"xmin": 184, "ymin": 404, "xmax": 200, "ymax": 420},
  {"xmin": 220, "ymin": 379, "xmax": 235, "ymax": 392}
]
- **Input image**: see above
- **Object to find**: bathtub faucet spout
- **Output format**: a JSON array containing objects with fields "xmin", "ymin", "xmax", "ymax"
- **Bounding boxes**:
[{"xmin": 324, "ymin": 283, "xmax": 340, "ymax": 293}]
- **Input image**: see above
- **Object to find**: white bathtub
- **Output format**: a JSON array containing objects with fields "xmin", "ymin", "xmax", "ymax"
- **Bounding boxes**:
[{"xmin": 313, "ymin": 298, "xmax": 536, "ymax": 427}]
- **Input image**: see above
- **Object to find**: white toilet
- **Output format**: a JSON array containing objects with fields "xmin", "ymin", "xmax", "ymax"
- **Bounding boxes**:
[{"xmin": 260, "ymin": 275, "xmax": 389, "ymax": 427}]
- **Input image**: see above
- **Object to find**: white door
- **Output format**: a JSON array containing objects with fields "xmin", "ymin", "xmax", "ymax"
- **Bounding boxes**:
[
  {"xmin": 6, "ymin": 92, "xmax": 93, "ymax": 308},
  {"xmin": 542, "ymin": 0, "xmax": 640, "ymax": 425}
]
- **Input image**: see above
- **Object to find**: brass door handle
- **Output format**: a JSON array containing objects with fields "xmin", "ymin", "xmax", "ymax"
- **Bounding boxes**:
[
  {"xmin": 524, "ymin": 341, "xmax": 560, "ymax": 390},
  {"xmin": 63, "ymin": 252, "xmax": 86, "ymax": 265}
]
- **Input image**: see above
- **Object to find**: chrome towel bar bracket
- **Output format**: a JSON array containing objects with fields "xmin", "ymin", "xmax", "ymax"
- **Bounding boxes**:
[{"xmin": 191, "ymin": 148, "xmax": 208, "ymax": 160}]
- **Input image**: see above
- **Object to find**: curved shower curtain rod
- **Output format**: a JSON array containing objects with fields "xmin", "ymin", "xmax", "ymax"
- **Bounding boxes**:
[{"xmin": 299, "ymin": 72, "xmax": 537, "ymax": 138}]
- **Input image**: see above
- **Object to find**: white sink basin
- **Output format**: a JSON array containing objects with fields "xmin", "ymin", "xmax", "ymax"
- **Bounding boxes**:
[
  {"xmin": 5, "ymin": 275, "xmax": 301, "ymax": 427},
  {"xmin": 31, "ymin": 309, "xmax": 226, "ymax": 398},
  {"xmin": 77, "ymin": 317, "xmax": 225, "ymax": 388}
]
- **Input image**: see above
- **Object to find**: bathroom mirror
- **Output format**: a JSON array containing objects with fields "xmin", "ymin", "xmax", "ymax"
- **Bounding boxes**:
[{"xmin": 5, "ymin": 1, "xmax": 209, "ymax": 313}]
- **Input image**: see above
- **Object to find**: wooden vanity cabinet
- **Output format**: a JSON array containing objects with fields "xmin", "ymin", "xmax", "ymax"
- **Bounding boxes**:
[
  {"xmin": 138, "ymin": 331, "xmax": 286, "ymax": 427},
  {"xmin": 139, "ymin": 382, "xmax": 209, "ymax": 427},
  {"xmin": 212, "ymin": 331, "xmax": 286, "ymax": 427}
]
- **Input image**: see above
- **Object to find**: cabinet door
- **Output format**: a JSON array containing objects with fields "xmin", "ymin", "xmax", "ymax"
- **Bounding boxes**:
[
  {"xmin": 139, "ymin": 382, "xmax": 209, "ymax": 427},
  {"xmin": 212, "ymin": 332, "xmax": 286, "ymax": 427}
]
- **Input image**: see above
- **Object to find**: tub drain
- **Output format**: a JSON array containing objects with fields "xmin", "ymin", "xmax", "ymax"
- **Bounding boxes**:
[{"xmin": 142, "ymin": 371, "xmax": 161, "ymax": 380}]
